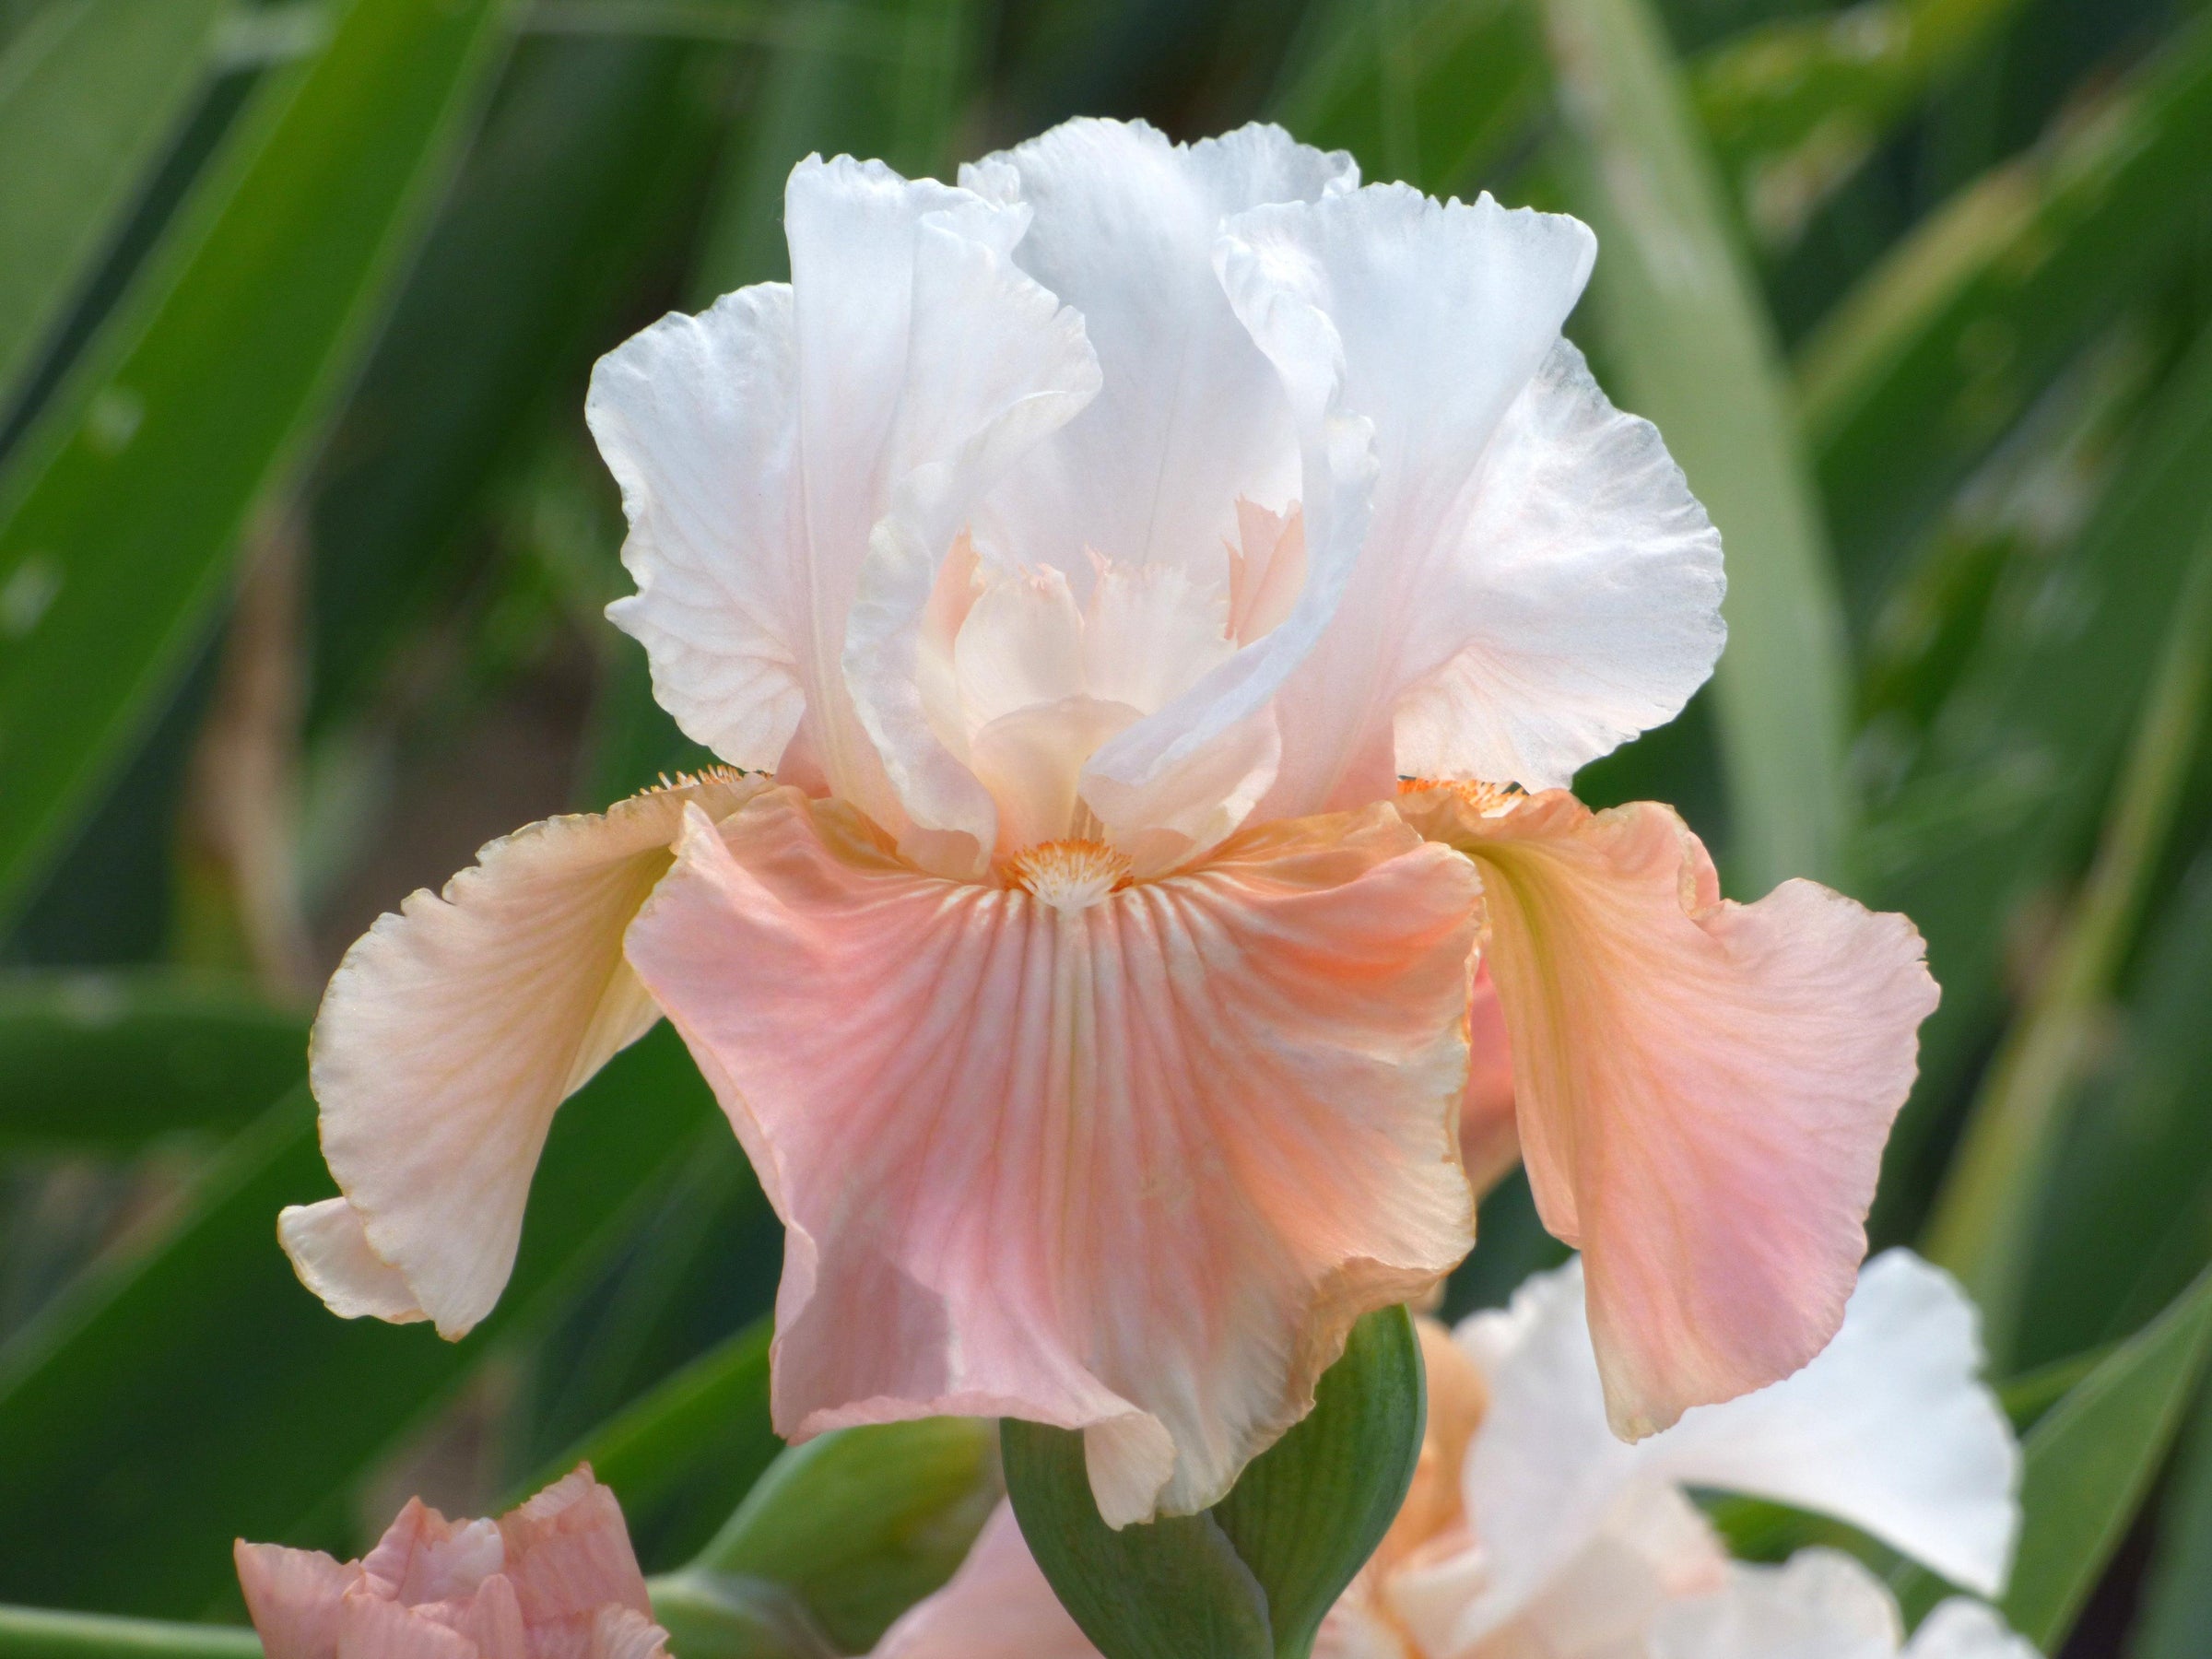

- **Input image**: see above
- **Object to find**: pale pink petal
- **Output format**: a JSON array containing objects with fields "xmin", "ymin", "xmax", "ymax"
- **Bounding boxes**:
[
  {"xmin": 1649, "ymin": 1552, "xmax": 1902, "ymax": 1659},
  {"xmin": 290, "ymin": 772, "xmax": 763, "ymax": 1338},
  {"xmin": 584, "ymin": 1608, "xmax": 671, "ymax": 1659},
  {"xmin": 1225, "ymin": 500, "xmax": 1307, "ymax": 645},
  {"xmin": 963, "ymin": 119, "xmax": 1351, "ymax": 579},
  {"xmin": 1402, "ymin": 786, "xmax": 1939, "ymax": 1437},
  {"xmin": 625, "ymin": 787, "xmax": 1478, "ymax": 1524},
  {"xmin": 496, "ymin": 1466, "xmax": 655, "ymax": 1659},
  {"xmin": 1459, "ymin": 965, "xmax": 1519, "ymax": 1199},
  {"xmin": 1311, "ymin": 1600, "xmax": 1412, "ymax": 1659},
  {"xmin": 449, "ymin": 1576, "xmax": 525, "ymax": 1659},
  {"xmin": 236, "ymin": 1542, "xmax": 361, "ymax": 1659},
  {"xmin": 336, "ymin": 1595, "xmax": 479, "ymax": 1659},
  {"xmin": 361, "ymin": 1501, "xmax": 503, "ymax": 1604},
  {"xmin": 871, "ymin": 1502, "xmax": 1097, "ymax": 1659}
]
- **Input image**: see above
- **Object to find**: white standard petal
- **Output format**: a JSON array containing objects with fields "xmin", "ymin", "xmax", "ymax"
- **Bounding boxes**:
[
  {"xmin": 965, "ymin": 118, "xmax": 1354, "ymax": 579},
  {"xmin": 1214, "ymin": 186, "xmax": 1601, "ymax": 815},
  {"xmin": 290, "ymin": 772, "xmax": 763, "ymax": 1337},
  {"xmin": 1650, "ymin": 1553, "xmax": 1904, "ymax": 1659},
  {"xmin": 593, "ymin": 156, "xmax": 1098, "ymax": 858},
  {"xmin": 1391, "ymin": 340, "xmax": 1725, "ymax": 791}
]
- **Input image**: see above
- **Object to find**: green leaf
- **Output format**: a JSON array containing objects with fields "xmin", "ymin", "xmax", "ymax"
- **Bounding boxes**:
[
  {"xmin": 1541, "ymin": 0, "xmax": 1853, "ymax": 893},
  {"xmin": 661, "ymin": 1417, "xmax": 999, "ymax": 1654},
  {"xmin": 1003, "ymin": 1305, "xmax": 1425, "ymax": 1659},
  {"xmin": 0, "ymin": 0, "xmax": 225, "ymax": 405},
  {"xmin": 524, "ymin": 1313, "xmax": 780, "ymax": 1571},
  {"xmin": 2130, "ymin": 1371, "xmax": 2212, "ymax": 1659},
  {"xmin": 1003, "ymin": 1426, "xmax": 1273, "ymax": 1659},
  {"xmin": 1895, "ymin": 1265, "xmax": 2212, "ymax": 1643},
  {"xmin": 1691, "ymin": 0, "xmax": 2029, "ymax": 247},
  {"xmin": 1924, "ymin": 527, "xmax": 2212, "ymax": 1352},
  {"xmin": 307, "ymin": 28, "xmax": 735, "ymax": 732},
  {"xmin": 0, "ymin": 1605, "xmax": 257, "ymax": 1659},
  {"xmin": 0, "ymin": 0, "xmax": 521, "ymax": 923},
  {"xmin": 0, "ymin": 971, "xmax": 301, "ymax": 1151},
  {"xmin": 1267, "ymin": 0, "xmax": 1546, "ymax": 195},
  {"xmin": 1870, "ymin": 322, "xmax": 2212, "ymax": 1242},
  {"xmin": 0, "ymin": 1023, "xmax": 721, "ymax": 1616},
  {"xmin": 1798, "ymin": 10, "xmax": 2212, "ymax": 593},
  {"xmin": 2005, "ymin": 1265, "xmax": 2212, "ymax": 1646}
]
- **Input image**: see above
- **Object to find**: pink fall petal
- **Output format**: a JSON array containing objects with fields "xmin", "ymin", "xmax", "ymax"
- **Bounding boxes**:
[
  {"xmin": 283, "ymin": 772, "xmax": 764, "ymax": 1338},
  {"xmin": 1400, "ymin": 786, "xmax": 1939, "ymax": 1439},
  {"xmin": 624, "ymin": 786, "xmax": 1479, "ymax": 1525},
  {"xmin": 237, "ymin": 1469, "xmax": 664, "ymax": 1659}
]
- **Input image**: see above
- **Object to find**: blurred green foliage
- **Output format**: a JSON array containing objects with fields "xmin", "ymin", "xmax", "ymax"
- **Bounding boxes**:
[{"xmin": 1, "ymin": 0, "xmax": 2209, "ymax": 1652}]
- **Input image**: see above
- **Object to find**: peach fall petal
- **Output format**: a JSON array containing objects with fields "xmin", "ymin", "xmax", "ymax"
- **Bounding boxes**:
[
  {"xmin": 237, "ymin": 1469, "xmax": 664, "ymax": 1659},
  {"xmin": 1401, "ymin": 785, "xmax": 1939, "ymax": 1438},
  {"xmin": 1458, "ymin": 966, "xmax": 1519, "ymax": 1200},
  {"xmin": 624, "ymin": 786, "xmax": 1478, "ymax": 1524},
  {"xmin": 284, "ymin": 771, "xmax": 764, "ymax": 1338}
]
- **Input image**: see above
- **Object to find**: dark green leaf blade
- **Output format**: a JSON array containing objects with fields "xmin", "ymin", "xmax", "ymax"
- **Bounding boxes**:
[
  {"xmin": 0, "ymin": 1605, "xmax": 258, "ymax": 1659},
  {"xmin": 0, "ymin": 0, "xmax": 226, "ymax": 403},
  {"xmin": 1002, "ymin": 1419, "xmax": 1273, "ymax": 1659},
  {"xmin": 0, "ymin": 971, "xmax": 301, "ymax": 1150},
  {"xmin": 524, "ymin": 1314, "xmax": 779, "ymax": 1571},
  {"xmin": 0, "ymin": 1024, "xmax": 721, "ymax": 1616},
  {"xmin": 0, "ymin": 0, "xmax": 521, "ymax": 921},
  {"xmin": 1211, "ymin": 1306, "xmax": 1425, "ymax": 1659}
]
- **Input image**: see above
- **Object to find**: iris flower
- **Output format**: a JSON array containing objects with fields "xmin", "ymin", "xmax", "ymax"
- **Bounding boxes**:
[
  {"xmin": 235, "ymin": 1468, "xmax": 670, "ymax": 1659},
  {"xmin": 870, "ymin": 1251, "xmax": 2029, "ymax": 1659},
  {"xmin": 279, "ymin": 119, "xmax": 1936, "ymax": 1524}
]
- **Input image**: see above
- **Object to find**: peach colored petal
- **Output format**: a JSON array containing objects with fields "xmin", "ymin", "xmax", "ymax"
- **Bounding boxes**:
[
  {"xmin": 1459, "ymin": 965, "xmax": 1519, "ymax": 1199},
  {"xmin": 625, "ymin": 787, "xmax": 1478, "ymax": 1524},
  {"xmin": 236, "ymin": 1542, "xmax": 360, "ymax": 1659},
  {"xmin": 584, "ymin": 1608, "xmax": 671, "ymax": 1659},
  {"xmin": 336, "ymin": 1595, "xmax": 479, "ymax": 1659},
  {"xmin": 495, "ymin": 1467, "xmax": 655, "ymax": 1659},
  {"xmin": 360, "ymin": 1500, "xmax": 503, "ymax": 1604},
  {"xmin": 1401, "ymin": 786, "xmax": 1939, "ymax": 1439},
  {"xmin": 289, "ymin": 771, "xmax": 765, "ymax": 1338},
  {"xmin": 871, "ymin": 1502, "xmax": 1098, "ymax": 1658}
]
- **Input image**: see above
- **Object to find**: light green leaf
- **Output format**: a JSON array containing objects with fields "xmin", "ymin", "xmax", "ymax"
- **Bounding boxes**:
[
  {"xmin": 0, "ymin": 971, "xmax": 301, "ymax": 1151},
  {"xmin": 1798, "ymin": 9, "xmax": 2212, "ymax": 593},
  {"xmin": 0, "ymin": 0, "xmax": 522, "ymax": 923},
  {"xmin": 659, "ymin": 1417, "xmax": 999, "ymax": 1654},
  {"xmin": 0, "ymin": 1024, "xmax": 722, "ymax": 1615},
  {"xmin": 1003, "ymin": 1306, "xmax": 1426, "ymax": 1659},
  {"xmin": 0, "ymin": 1605, "xmax": 257, "ymax": 1659},
  {"xmin": 1541, "ymin": 0, "xmax": 1853, "ymax": 893},
  {"xmin": 0, "ymin": 0, "xmax": 225, "ymax": 405}
]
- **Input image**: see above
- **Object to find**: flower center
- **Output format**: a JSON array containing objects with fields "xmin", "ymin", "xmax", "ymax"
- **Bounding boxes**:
[
  {"xmin": 1005, "ymin": 839, "xmax": 1134, "ymax": 911},
  {"xmin": 1398, "ymin": 777, "xmax": 1525, "ymax": 817}
]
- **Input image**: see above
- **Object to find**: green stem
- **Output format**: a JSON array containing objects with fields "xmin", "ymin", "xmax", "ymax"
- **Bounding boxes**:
[{"xmin": 0, "ymin": 1607, "xmax": 259, "ymax": 1659}]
